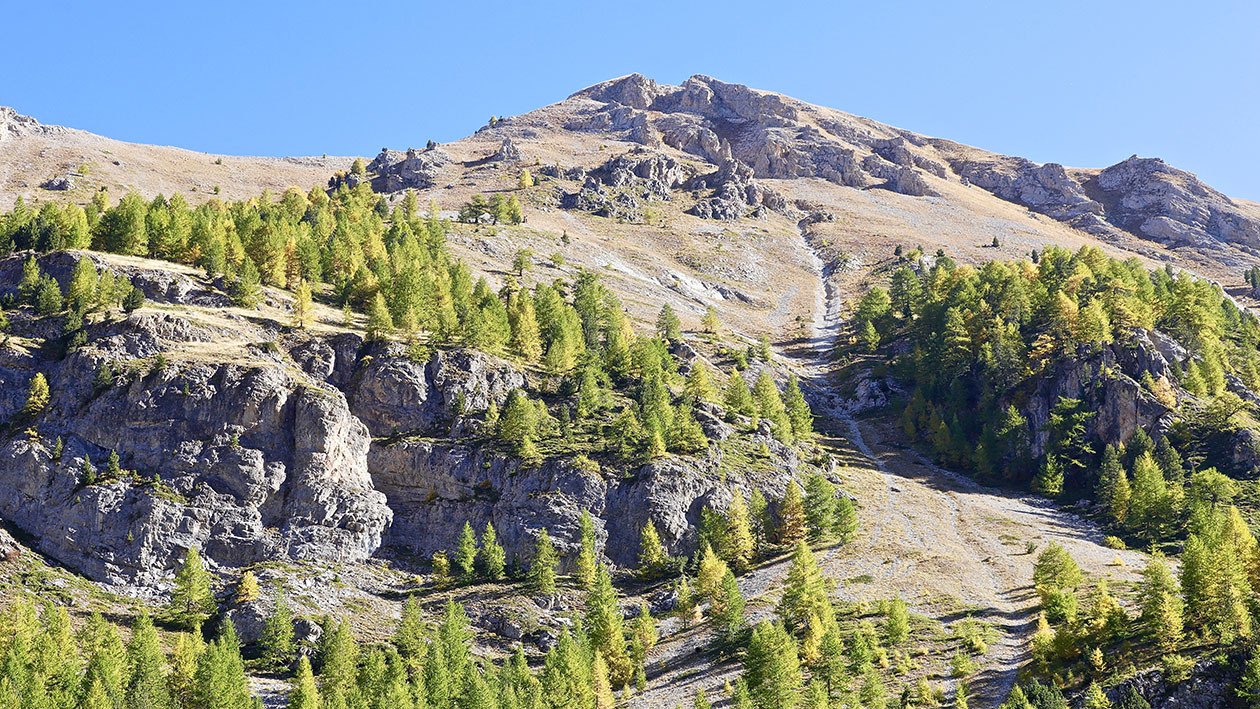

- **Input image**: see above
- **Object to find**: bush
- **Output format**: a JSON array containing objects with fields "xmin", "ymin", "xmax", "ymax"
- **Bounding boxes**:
[{"xmin": 1103, "ymin": 535, "xmax": 1126, "ymax": 550}]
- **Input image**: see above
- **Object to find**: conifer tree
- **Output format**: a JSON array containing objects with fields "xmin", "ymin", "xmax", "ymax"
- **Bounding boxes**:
[
  {"xmin": 530, "ymin": 528, "xmax": 558, "ymax": 595},
  {"xmin": 575, "ymin": 510, "xmax": 598, "ymax": 591},
  {"xmin": 685, "ymin": 364, "xmax": 718, "ymax": 404},
  {"xmin": 725, "ymin": 490, "xmax": 756, "ymax": 573},
  {"xmin": 712, "ymin": 569, "xmax": 747, "ymax": 643},
  {"xmin": 778, "ymin": 542, "xmax": 831, "ymax": 632},
  {"xmin": 885, "ymin": 596, "xmax": 909, "ymax": 646},
  {"xmin": 701, "ymin": 306, "xmax": 720, "ymax": 336},
  {"xmin": 777, "ymin": 483, "xmax": 807, "ymax": 545},
  {"xmin": 724, "ymin": 369, "xmax": 754, "ymax": 417},
  {"xmin": 696, "ymin": 542, "xmax": 729, "ymax": 605},
  {"xmin": 193, "ymin": 620, "xmax": 251, "ymax": 709},
  {"xmin": 477, "ymin": 522, "xmax": 506, "ymax": 581},
  {"xmin": 1096, "ymin": 444, "xmax": 1130, "ymax": 524},
  {"xmin": 231, "ymin": 257, "xmax": 261, "ymax": 308},
  {"xmin": 366, "ymin": 292, "xmax": 393, "ymax": 340},
  {"xmin": 20, "ymin": 372, "xmax": 49, "ymax": 419},
  {"xmin": 291, "ymin": 279, "xmax": 313, "ymax": 329},
  {"xmin": 125, "ymin": 611, "xmax": 172, "ymax": 709},
  {"xmin": 833, "ymin": 495, "xmax": 857, "ymax": 544},
  {"xmin": 1137, "ymin": 555, "xmax": 1183, "ymax": 652},
  {"xmin": 802, "ymin": 473, "xmax": 836, "ymax": 541},
  {"xmin": 169, "ymin": 548, "xmax": 215, "ymax": 631},
  {"xmin": 260, "ymin": 599, "xmax": 295, "ymax": 670},
  {"xmin": 637, "ymin": 521, "xmax": 667, "ymax": 579},
  {"xmin": 586, "ymin": 566, "xmax": 632, "ymax": 686},
  {"xmin": 455, "ymin": 521, "xmax": 478, "ymax": 581},
  {"xmin": 235, "ymin": 571, "xmax": 259, "ymax": 604},
  {"xmin": 657, "ymin": 303, "xmax": 681, "ymax": 342},
  {"xmin": 783, "ymin": 375, "xmax": 812, "ymax": 439},
  {"xmin": 743, "ymin": 621, "xmax": 802, "ymax": 709},
  {"xmin": 287, "ymin": 656, "xmax": 319, "ymax": 709},
  {"xmin": 317, "ymin": 619, "xmax": 359, "ymax": 699}
]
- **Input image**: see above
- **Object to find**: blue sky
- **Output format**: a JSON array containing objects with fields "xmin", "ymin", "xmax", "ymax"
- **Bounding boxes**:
[{"xmin": 8, "ymin": 1, "xmax": 1259, "ymax": 198}]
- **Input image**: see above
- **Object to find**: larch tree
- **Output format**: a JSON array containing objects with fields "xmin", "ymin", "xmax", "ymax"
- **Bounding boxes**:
[
  {"xmin": 169, "ymin": 548, "xmax": 215, "ymax": 631},
  {"xmin": 530, "ymin": 528, "xmax": 558, "ymax": 595}
]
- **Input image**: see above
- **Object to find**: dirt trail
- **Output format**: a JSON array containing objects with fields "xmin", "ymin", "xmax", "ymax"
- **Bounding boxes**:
[{"xmin": 629, "ymin": 221, "xmax": 1149, "ymax": 709}]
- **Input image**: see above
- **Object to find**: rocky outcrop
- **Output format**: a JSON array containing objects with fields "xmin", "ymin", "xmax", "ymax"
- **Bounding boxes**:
[
  {"xmin": 369, "ymin": 431, "xmax": 800, "ymax": 571},
  {"xmin": 567, "ymin": 150, "xmax": 691, "ymax": 221},
  {"xmin": 365, "ymin": 146, "xmax": 450, "ymax": 192},
  {"xmin": 490, "ymin": 137, "xmax": 522, "ymax": 164},
  {"xmin": 1095, "ymin": 156, "xmax": 1260, "ymax": 250},
  {"xmin": 348, "ymin": 344, "xmax": 524, "ymax": 437},
  {"xmin": 0, "ymin": 524, "xmax": 20, "ymax": 562},
  {"xmin": 0, "ymin": 300, "xmax": 392, "ymax": 587},
  {"xmin": 687, "ymin": 159, "xmax": 789, "ymax": 220},
  {"xmin": 1082, "ymin": 656, "xmax": 1241, "ymax": 709},
  {"xmin": 1022, "ymin": 331, "xmax": 1181, "ymax": 457},
  {"xmin": 0, "ymin": 106, "xmax": 66, "ymax": 142}
]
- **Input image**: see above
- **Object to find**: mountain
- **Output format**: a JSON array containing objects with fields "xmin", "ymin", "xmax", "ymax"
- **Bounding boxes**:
[{"xmin": 0, "ymin": 75, "xmax": 1257, "ymax": 709}]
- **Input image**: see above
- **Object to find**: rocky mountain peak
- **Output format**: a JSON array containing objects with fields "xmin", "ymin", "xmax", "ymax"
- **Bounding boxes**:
[{"xmin": 0, "ymin": 106, "xmax": 52, "ymax": 142}]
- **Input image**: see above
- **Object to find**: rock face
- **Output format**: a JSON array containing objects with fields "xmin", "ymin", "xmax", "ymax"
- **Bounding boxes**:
[
  {"xmin": 566, "ymin": 74, "xmax": 943, "ymax": 196},
  {"xmin": 0, "ymin": 106, "xmax": 65, "ymax": 142},
  {"xmin": 1095, "ymin": 156, "xmax": 1260, "ymax": 250},
  {"xmin": 0, "ymin": 252, "xmax": 814, "ymax": 590},
  {"xmin": 1084, "ymin": 656, "xmax": 1240, "ymax": 709},
  {"xmin": 687, "ymin": 159, "xmax": 788, "ymax": 220},
  {"xmin": 567, "ymin": 149, "xmax": 691, "ymax": 221},
  {"xmin": 369, "ymin": 431, "xmax": 800, "ymax": 570},
  {"xmin": 1021, "ymin": 330, "xmax": 1181, "ymax": 458},
  {"xmin": 365, "ymin": 146, "xmax": 450, "ymax": 192}
]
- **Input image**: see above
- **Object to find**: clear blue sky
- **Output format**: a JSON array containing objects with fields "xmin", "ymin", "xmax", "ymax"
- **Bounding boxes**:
[{"xmin": 8, "ymin": 1, "xmax": 1259, "ymax": 198}]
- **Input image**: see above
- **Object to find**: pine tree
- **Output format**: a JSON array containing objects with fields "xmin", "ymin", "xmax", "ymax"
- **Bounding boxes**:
[
  {"xmin": 802, "ymin": 473, "xmax": 836, "ymax": 541},
  {"xmin": 777, "ymin": 483, "xmax": 807, "ymax": 545},
  {"xmin": 169, "ymin": 548, "xmax": 215, "ymax": 631},
  {"xmin": 20, "ymin": 372, "xmax": 49, "ymax": 419},
  {"xmin": 477, "ymin": 522, "xmax": 506, "ymax": 581},
  {"xmin": 637, "ymin": 521, "xmax": 667, "ymax": 579},
  {"xmin": 287, "ymin": 656, "xmax": 319, "ymax": 709},
  {"xmin": 657, "ymin": 303, "xmax": 681, "ymax": 342},
  {"xmin": 675, "ymin": 574, "xmax": 697, "ymax": 628},
  {"xmin": 530, "ymin": 528, "xmax": 558, "ymax": 594},
  {"xmin": 291, "ymin": 279, "xmax": 313, "ymax": 329},
  {"xmin": 576, "ymin": 510, "xmax": 598, "ymax": 591},
  {"xmin": 518, "ymin": 169, "xmax": 534, "ymax": 190},
  {"xmin": 885, "ymin": 596, "xmax": 909, "ymax": 646},
  {"xmin": 726, "ymin": 490, "xmax": 756, "ymax": 573},
  {"xmin": 260, "ymin": 599, "xmax": 296, "ymax": 670},
  {"xmin": 455, "ymin": 521, "xmax": 478, "ymax": 581},
  {"xmin": 778, "ymin": 542, "xmax": 830, "ymax": 632},
  {"xmin": 366, "ymin": 292, "xmax": 393, "ymax": 340},
  {"xmin": 125, "ymin": 611, "xmax": 172, "ymax": 709}
]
